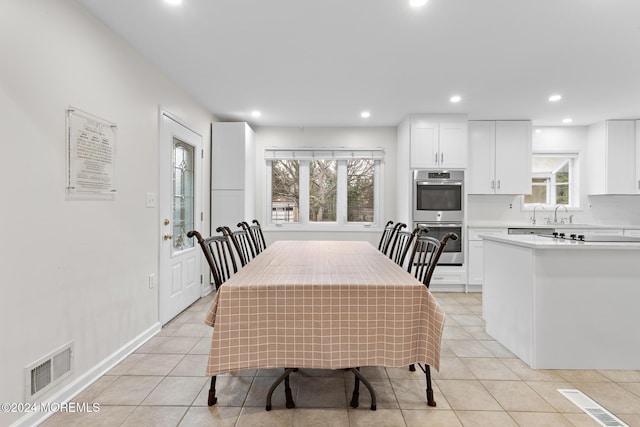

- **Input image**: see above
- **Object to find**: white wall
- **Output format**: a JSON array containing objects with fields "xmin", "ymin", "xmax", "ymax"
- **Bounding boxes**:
[
  {"xmin": 0, "ymin": 1, "xmax": 214, "ymax": 424},
  {"xmin": 467, "ymin": 126, "xmax": 640, "ymax": 226},
  {"xmin": 253, "ymin": 126, "xmax": 398, "ymax": 244}
]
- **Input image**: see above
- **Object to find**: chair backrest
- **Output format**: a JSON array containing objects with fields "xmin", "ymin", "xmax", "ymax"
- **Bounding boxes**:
[
  {"xmin": 238, "ymin": 219, "xmax": 267, "ymax": 255},
  {"xmin": 388, "ymin": 226, "xmax": 423, "ymax": 268},
  {"xmin": 218, "ymin": 226, "xmax": 255, "ymax": 267},
  {"xmin": 187, "ymin": 230, "xmax": 238, "ymax": 289},
  {"xmin": 378, "ymin": 221, "xmax": 407, "ymax": 256},
  {"xmin": 407, "ymin": 232, "xmax": 458, "ymax": 287}
]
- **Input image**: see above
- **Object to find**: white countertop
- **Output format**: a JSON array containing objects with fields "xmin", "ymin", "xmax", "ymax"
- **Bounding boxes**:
[
  {"xmin": 467, "ymin": 222, "xmax": 640, "ymax": 230},
  {"xmin": 482, "ymin": 234, "xmax": 640, "ymax": 250}
]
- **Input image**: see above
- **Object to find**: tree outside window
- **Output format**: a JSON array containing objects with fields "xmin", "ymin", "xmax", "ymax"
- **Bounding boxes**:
[
  {"xmin": 347, "ymin": 159, "xmax": 374, "ymax": 222},
  {"xmin": 309, "ymin": 160, "xmax": 337, "ymax": 222},
  {"xmin": 271, "ymin": 160, "xmax": 299, "ymax": 222}
]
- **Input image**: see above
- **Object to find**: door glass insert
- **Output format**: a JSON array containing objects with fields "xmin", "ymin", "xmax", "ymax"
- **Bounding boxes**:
[{"xmin": 173, "ymin": 138, "xmax": 195, "ymax": 252}]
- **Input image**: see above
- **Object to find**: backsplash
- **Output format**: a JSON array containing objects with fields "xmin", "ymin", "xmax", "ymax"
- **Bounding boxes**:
[{"xmin": 467, "ymin": 194, "xmax": 640, "ymax": 226}]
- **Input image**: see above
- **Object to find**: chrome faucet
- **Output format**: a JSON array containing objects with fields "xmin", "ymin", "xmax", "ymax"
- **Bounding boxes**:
[
  {"xmin": 554, "ymin": 205, "xmax": 568, "ymax": 223},
  {"xmin": 532, "ymin": 205, "xmax": 545, "ymax": 225}
]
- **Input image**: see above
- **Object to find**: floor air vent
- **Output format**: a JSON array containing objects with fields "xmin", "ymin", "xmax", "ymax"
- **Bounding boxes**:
[
  {"xmin": 26, "ymin": 342, "xmax": 73, "ymax": 401},
  {"xmin": 558, "ymin": 389, "xmax": 628, "ymax": 427}
]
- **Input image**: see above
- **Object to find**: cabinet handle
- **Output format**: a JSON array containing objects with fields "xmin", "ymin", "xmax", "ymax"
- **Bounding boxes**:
[
  {"xmin": 441, "ymin": 152, "xmax": 444, "ymax": 163},
  {"xmin": 435, "ymin": 153, "xmax": 438, "ymax": 164},
  {"xmin": 497, "ymin": 180, "xmax": 501, "ymax": 189},
  {"xmin": 491, "ymin": 180, "xmax": 495, "ymax": 189}
]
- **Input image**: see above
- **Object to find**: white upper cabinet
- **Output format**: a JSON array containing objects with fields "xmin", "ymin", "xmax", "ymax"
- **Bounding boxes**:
[
  {"xmin": 409, "ymin": 116, "xmax": 467, "ymax": 169},
  {"xmin": 587, "ymin": 120, "xmax": 637, "ymax": 195},
  {"xmin": 636, "ymin": 120, "xmax": 640, "ymax": 193},
  {"xmin": 467, "ymin": 120, "xmax": 532, "ymax": 194}
]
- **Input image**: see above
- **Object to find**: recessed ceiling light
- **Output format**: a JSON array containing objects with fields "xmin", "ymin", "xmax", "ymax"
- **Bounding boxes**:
[
  {"xmin": 549, "ymin": 94, "xmax": 562, "ymax": 102},
  {"xmin": 409, "ymin": 0, "xmax": 428, "ymax": 7},
  {"xmin": 361, "ymin": 111, "xmax": 371, "ymax": 118},
  {"xmin": 562, "ymin": 118, "xmax": 573, "ymax": 124},
  {"xmin": 450, "ymin": 95, "xmax": 462, "ymax": 103},
  {"xmin": 165, "ymin": 0, "xmax": 182, "ymax": 5},
  {"xmin": 535, "ymin": 129, "xmax": 542, "ymax": 134},
  {"xmin": 251, "ymin": 111, "xmax": 261, "ymax": 117}
]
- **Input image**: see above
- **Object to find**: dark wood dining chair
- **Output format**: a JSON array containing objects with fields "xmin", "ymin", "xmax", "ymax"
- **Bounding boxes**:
[
  {"xmin": 238, "ymin": 219, "xmax": 267, "ymax": 255},
  {"xmin": 218, "ymin": 225, "xmax": 256, "ymax": 266},
  {"xmin": 378, "ymin": 221, "xmax": 407, "ymax": 256},
  {"xmin": 405, "ymin": 231, "xmax": 458, "ymax": 406},
  {"xmin": 187, "ymin": 230, "xmax": 238, "ymax": 289},
  {"xmin": 387, "ymin": 225, "xmax": 428, "ymax": 269}
]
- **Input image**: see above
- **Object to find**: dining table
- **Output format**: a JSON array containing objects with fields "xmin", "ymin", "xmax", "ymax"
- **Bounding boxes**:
[{"xmin": 203, "ymin": 240, "xmax": 446, "ymax": 410}]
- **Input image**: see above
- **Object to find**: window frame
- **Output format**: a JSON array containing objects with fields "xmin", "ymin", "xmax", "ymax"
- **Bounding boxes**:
[{"xmin": 265, "ymin": 148, "xmax": 384, "ymax": 229}]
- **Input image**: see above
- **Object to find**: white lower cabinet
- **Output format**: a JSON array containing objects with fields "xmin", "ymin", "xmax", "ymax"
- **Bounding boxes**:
[
  {"xmin": 467, "ymin": 228, "xmax": 508, "ymax": 289},
  {"xmin": 428, "ymin": 267, "xmax": 468, "ymax": 292}
]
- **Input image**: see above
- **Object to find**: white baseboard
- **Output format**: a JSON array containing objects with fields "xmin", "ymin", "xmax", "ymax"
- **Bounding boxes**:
[{"xmin": 12, "ymin": 322, "xmax": 161, "ymax": 427}]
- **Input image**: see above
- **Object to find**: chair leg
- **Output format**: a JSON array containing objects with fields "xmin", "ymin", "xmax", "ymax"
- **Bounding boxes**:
[
  {"xmin": 409, "ymin": 364, "xmax": 416, "ymax": 371},
  {"xmin": 350, "ymin": 369, "xmax": 361, "ymax": 408},
  {"xmin": 349, "ymin": 367, "xmax": 377, "ymax": 411},
  {"xmin": 284, "ymin": 370, "xmax": 295, "ymax": 409},
  {"xmin": 424, "ymin": 364, "xmax": 436, "ymax": 407},
  {"xmin": 265, "ymin": 368, "xmax": 296, "ymax": 411},
  {"xmin": 207, "ymin": 376, "xmax": 217, "ymax": 406}
]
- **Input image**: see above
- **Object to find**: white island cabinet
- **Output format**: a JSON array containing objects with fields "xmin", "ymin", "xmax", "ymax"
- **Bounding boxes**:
[{"xmin": 482, "ymin": 234, "xmax": 640, "ymax": 369}]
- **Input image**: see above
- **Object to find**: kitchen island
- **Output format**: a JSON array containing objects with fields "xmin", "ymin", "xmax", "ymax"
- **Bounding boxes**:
[{"xmin": 482, "ymin": 234, "xmax": 640, "ymax": 369}]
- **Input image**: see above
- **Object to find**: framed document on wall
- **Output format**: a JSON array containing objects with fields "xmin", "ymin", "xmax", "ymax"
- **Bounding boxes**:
[{"xmin": 66, "ymin": 107, "xmax": 117, "ymax": 199}]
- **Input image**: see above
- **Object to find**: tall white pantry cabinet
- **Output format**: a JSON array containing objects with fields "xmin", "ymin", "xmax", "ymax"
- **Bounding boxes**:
[{"xmin": 211, "ymin": 122, "xmax": 256, "ymax": 230}]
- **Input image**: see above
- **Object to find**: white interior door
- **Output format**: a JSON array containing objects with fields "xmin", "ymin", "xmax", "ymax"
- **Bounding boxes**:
[{"xmin": 159, "ymin": 112, "xmax": 202, "ymax": 324}]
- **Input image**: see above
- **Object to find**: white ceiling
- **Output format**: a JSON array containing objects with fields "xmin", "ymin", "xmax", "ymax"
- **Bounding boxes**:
[{"xmin": 75, "ymin": 0, "xmax": 640, "ymax": 127}]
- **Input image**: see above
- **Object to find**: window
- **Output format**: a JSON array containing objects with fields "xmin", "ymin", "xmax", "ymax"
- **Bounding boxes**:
[
  {"xmin": 266, "ymin": 148, "xmax": 383, "ymax": 226},
  {"xmin": 271, "ymin": 160, "xmax": 299, "ymax": 222},
  {"xmin": 524, "ymin": 153, "xmax": 579, "ymax": 208}
]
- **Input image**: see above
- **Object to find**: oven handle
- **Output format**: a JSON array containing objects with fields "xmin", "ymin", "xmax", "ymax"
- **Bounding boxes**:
[
  {"xmin": 415, "ymin": 181, "xmax": 463, "ymax": 186},
  {"xmin": 415, "ymin": 223, "xmax": 462, "ymax": 228}
]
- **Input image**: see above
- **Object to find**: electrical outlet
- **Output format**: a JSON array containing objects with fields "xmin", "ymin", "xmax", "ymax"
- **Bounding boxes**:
[
  {"xmin": 509, "ymin": 203, "xmax": 513, "ymax": 209},
  {"xmin": 148, "ymin": 274, "xmax": 156, "ymax": 289}
]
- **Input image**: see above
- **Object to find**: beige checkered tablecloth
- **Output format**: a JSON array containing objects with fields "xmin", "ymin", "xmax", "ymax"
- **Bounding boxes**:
[{"xmin": 204, "ymin": 240, "xmax": 445, "ymax": 376}]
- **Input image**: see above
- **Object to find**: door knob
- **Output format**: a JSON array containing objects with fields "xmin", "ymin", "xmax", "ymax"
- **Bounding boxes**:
[
  {"xmin": 163, "ymin": 218, "xmax": 170, "ymax": 225},
  {"xmin": 163, "ymin": 234, "xmax": 173, "ymax": 240}
]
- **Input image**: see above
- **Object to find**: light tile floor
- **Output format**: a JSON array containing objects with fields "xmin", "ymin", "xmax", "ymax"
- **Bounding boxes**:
[{"xmin": 41, "ymin": 292, "xmax": 640, "ymax": 426}]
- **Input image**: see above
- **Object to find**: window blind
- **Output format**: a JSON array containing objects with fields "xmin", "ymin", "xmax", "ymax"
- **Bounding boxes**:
[{"xmin": 264, "ymin": 147, "xmax": 384, "ymax": 160}]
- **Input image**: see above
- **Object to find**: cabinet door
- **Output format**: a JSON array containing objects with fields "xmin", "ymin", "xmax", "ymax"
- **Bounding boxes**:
[
  {"xmin": 410, "ymin": 120, "xmax": 438, "ymax": 168},
  {"xmin": 606, "ymin": 120, "xmax": 636, "ymax": 194},
  {"xmin": 637, "ymin": 120, "xmax": 640, "ymax": 193},
  {"xmin": 467, "ymin": 121, "xmax": 496, "ymax": 194},
  {"xmin": 439, "ymin": 122, "xmax": 467, "ymax": 168},
  {"xmin": 495, "ymin": 121, "xmax": 532, "ymax": 194},
  {"xmin": 467, "ymin": 240, "xmax": 484, "ymax": 285}
]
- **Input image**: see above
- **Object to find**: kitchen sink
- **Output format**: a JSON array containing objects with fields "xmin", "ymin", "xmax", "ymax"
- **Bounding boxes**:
[{"xmin": 508, "ymin": 227, "xmax": 556, "ymax": 235}]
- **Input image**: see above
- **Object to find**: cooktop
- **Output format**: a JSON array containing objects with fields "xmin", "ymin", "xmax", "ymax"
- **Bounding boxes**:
[{"xmin": 538, "ymin": 232, "xmax": 640, "ymax": 242}]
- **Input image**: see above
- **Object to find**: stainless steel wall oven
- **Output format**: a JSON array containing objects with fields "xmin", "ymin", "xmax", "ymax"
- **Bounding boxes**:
[
  {"xmin": 413, "ymin": 170, "xmax": 464, "ymax": 223},
  {"xmin": 413, "ymin": 170, "xmax": 464, "ymax": 266},
  {"xmin": 414, "ymin": 222, "xmax": 464, "ymax": 266}
]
